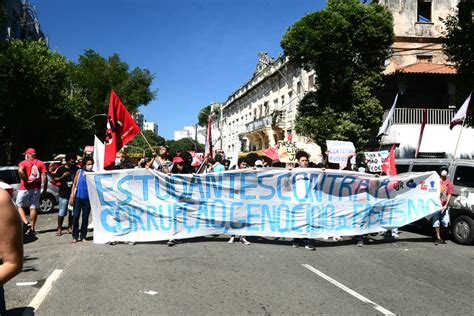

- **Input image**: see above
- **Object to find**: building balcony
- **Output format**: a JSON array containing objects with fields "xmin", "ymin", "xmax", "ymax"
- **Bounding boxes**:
[
  {"xmin": 243, "ymin": 111, "xmax": 286, "ymax": 134},
  {"xmin": 385, "ymin": 108, "xmax": 456, "ymax": 125}
]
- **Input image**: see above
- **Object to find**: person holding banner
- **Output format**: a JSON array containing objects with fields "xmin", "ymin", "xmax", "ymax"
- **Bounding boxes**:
[
  {"xmin": 228, "ymin": 160, "xmax": 251, "ymax": 245},
  {"xmin": 148, "ymin": 145, "xmax": 172, "ymax": 173},
  {"xmin": 167, "ymin": 156, "xmax": 194, "ymax": 247},
  {"xmin": 292, "ymin": 151, "xmax": 316, "ymax": 251},
  {"xmin": 69, "ymin": 157, "xmax": 94, "ymax": 243},
  {"xmin": 433, "ymin": 166, "xmax": 454, "ymax": 245}
]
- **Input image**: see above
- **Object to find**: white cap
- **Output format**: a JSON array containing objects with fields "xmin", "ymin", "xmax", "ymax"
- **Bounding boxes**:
[{"xmin": 255, "ymin": 160, "xmax": 263, "ymax": 166}]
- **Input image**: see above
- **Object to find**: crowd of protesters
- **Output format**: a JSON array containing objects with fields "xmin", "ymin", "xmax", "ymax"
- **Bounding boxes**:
[{"xmin": 1, "ymin": 145, "xmax": 454, "ymax": 249}]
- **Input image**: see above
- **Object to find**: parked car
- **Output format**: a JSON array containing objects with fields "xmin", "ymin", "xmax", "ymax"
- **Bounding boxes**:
[
  {"xmin": 0, "ymin": 166, "xmax": 60, "ymax": 213},
  {"xmin": 395, "ymin": 159, "xmax": 474, "ymax": 245}
]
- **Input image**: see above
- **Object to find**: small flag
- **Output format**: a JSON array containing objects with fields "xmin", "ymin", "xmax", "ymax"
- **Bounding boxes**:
[
  {"xmin": 450, "ymin": 93, "xmax": 471, "ymax": 130},
  {"xmin": 415, "ymin": 108, "xmax": 427, "ymax": 158},
  {"xmin": 378, "ymin": 94, "xmax": 398, "ymax": 137},
  {"xmin": 381, "ymin": 145, "xmax": 397, "ymax": 176},
  {"xmin": 103, "ymin": 90, "xmax": 141, "ymax": 169}
]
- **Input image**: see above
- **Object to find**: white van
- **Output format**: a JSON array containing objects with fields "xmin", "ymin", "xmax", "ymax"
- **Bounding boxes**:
[{"xmin": 395, "ymin": 159, "xmax": 474, "ymax": 245}]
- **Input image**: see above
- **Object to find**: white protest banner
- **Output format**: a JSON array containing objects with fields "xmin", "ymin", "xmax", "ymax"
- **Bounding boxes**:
[
  {"xmin": 86, "ymin": 168, "xmax": 441, "ymax": 244},
  {"xmin": 326, "ymin": 140, "xmax": 356, "ymax": 165},
  {"xmin": 278, "ymin": 141, "xmax": 299, "ymax": 163},
  {"xmin": 364, "ymin": 150, "xmax": 389, "ymax": 173}
]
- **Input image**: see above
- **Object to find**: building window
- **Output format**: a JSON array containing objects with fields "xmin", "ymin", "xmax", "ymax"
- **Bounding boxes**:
[
  {"xmin": 264, "ymin": 102, "xmax": 269, "ymax": 116},
  {"xmin": 288, "ymin": 91, "xmax": 293, "ymax": 99},
  {"xmin": 281, "ymin": 95, "xmax": 285, "ymax": 106},
  {"xmin": 417, "ymin": 55, "xmax": 432, "ymax": 63},
  {"xmin": 297, "ymin": 81, "xmax": 302, "ymax": 94},
  {"xmin": 417, "ymin": 0, "xmax": 432, "ymax": 23},
  {"xmin": 308, "ymin": 74, "xmax": 315, "ymax": 89}
]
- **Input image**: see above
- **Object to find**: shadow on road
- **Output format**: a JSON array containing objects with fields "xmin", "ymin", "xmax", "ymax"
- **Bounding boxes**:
[{"xmin": 6, "ymin": 307, "xmax": 34, "ymax": 315}]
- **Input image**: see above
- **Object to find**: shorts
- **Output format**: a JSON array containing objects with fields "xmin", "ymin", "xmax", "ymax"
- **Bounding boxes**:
[
  {"xmin": 16, "ymin": 189, "xmax": 41, "ymax": 210},
  {"xmin": 58, "ymin": 197, "xmax": 71, "ymax": 217},
  {"xmin": 432, "ymin": 210, "xmax": 450, "ymax": 228}
]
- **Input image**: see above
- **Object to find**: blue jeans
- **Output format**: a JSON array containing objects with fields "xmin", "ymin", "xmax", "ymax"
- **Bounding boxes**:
[
  {"xmin": 0, "ymin": 285, "xmax": 6, "ymax": 316},
  {"xmin": 72, "ymin": 198, "xmax": 91, "ymax": 241}
]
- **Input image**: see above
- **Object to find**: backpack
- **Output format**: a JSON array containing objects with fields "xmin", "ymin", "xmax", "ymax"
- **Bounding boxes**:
[{"xmin": 28, "ymin": 160, "xmax": 40, "ymax": 182}]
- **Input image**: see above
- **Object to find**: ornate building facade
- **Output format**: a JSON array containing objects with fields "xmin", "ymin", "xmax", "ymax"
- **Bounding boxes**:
[{"xmin": 210, "ymin": 53, "xmax": 320, "ymax": 161}]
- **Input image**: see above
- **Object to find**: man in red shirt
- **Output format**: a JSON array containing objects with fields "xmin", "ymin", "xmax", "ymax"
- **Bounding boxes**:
[
  {"xmin": 16, "ymin": 148, "xmax": 48, "ymax": 235},
  {"xmin": 433, "ymin": 166, "xmax": 455, "ymax": 245}
]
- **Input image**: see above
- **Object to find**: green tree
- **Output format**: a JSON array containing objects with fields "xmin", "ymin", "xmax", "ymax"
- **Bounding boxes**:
[
  {"xmin": 166, "ymin": 138, "xmax": 204, "ymax": 158},
  {"xmin": 281, "ymin": 0, "xmax": 393, "ymax": 151},
  {"xmin": 73, "ymin": 49, "xmax": 157, "ymax": 136},
  {"xmin": 441, "ymin": 2, "xmax": 473, "ymax": 125},
  {"xmin": 197, "ymin": 103, "xmax": 220, "ymax": 127},
  {"xmin": 0, "ymin": 40, "xmax": 92, "ymax": 163},
  {"xmin": 0, "ymin": 43, "xmax": 157, "ymax": 164}
]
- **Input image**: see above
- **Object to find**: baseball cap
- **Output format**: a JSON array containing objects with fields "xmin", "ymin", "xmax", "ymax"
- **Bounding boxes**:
[
  {"xmin": 439, "ymin": 165, "xmax": 449, "ymax": 173},
  {"xmin": 23, "ymin": 148, "xmax": 36, "ymax": 155},
  {"xmin": 255, "ymin": 159, "xmax": 263, "ymax": 166},
  {"xmin": 173, "ymin": 156, "xmax": 184, "ymax": 164}
]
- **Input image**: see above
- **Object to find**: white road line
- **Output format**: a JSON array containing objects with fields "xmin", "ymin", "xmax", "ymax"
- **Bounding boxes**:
[
  {"xmin": 28, "ymin": 269, "xmax": 63, "ymax": 311},
  {"xmin": 302, "ymin": 264, "xmax": 395, "ymax": 316}
]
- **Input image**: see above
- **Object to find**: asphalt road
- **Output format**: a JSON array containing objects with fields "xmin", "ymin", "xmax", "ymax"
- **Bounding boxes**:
[{"xmin": 4, "ymin": 212, "xmax": 474, "ymax": 315}]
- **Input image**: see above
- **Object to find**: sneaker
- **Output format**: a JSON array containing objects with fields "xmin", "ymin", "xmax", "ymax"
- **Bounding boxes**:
[
  {"xmin": 128, "ymin": 241, "xmax": 136, "ymax": 245},
  {"xmin": 292, "ymin": 242, "xmax": 299, "ymax": 248},
  {"xmin": 240, "ymin": 237, "xmax": 251, "ymax": 245},
  {"xmin": 392, "ymin": 233, "xmax": 400, "ymax": 239},
  {"xmin": 305, "ymin": 245, "xmax": 316, "ymax": 251},
  {"xmin": 440, "ymin": 239, "xmax": 446, "ymax": 244},
  {"xmin": 357, "ymin": 241, "xmax": 364, "ymax": 247},
  {"xmin": 434, "ymin": 239, "xmax": 442, "ymax": 245},
  {"xmin": 228, "ymin": 236, "xmax": 235, "ymax": 244},
  {"xmin": 167, "ymin": 240, "xmax": 176, "ymax": 247}
]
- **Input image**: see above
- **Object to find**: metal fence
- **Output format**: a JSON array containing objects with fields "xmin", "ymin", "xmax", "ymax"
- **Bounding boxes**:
[{"xmin": 389, "ymin": 108, "xmax": 456, "ymax": 125}]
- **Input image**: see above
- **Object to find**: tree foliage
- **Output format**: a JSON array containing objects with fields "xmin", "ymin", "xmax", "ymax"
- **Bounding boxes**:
[
  {"xmin": 0, "ymin": 41, "xmax": 157, "ymax": 164},
  {"xmin": 441, "ymin": 1, "xmax": 474, "ymax": 125},
  {"xmin": 0, "ymin": 40, "xmax": 89, "ymax": 163},
  {"xmin": 281, "ymin": 0, "xmax": 393, "ymax": 151},
  {"xmin": 197, "ymin": 104, "xmax": 220, "ymax": 127},
  {"xmin": 166, "ymin": 138, "xmax": 204, "ymax": 158}
]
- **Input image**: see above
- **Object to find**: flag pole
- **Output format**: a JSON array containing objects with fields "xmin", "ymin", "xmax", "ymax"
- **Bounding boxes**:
[
  {"xmin": 140, "ymin": 130, "xmax": 156, "ymax": 153},
  {"xmin": 453, "ymin": 118, "xmax": 466, "ymax": 160}
]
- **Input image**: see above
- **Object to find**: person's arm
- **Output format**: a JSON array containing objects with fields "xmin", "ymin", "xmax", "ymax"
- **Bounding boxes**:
[
  {"xmin": 69, "ymin": 170, "xmax": 80, "ymax": 206},
  {"xmin": 442, "ymin": 183, "xmax": 455, "ymax": 211},
  {"xmin": 41, "ymin": 168, "xmax": 48, "ymax": 195},
  {"xmin": 0, "ymin": 189, "xmax": 23, "ymax": 285},
  {"xmin": 18, "ymin": 163, "xmax": 28, "ymax": 182},
  {"xmin": 53, "ymin": 168, "xmax": 70, "ymax": 182}
]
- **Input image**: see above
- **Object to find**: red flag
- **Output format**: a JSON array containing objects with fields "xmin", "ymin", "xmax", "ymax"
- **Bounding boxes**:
[
  {"xmin": 204, "ymin": 116, "xmax": 213, "ymax": 159},
  {"xmin": 381, "ymin": 145, "xmax": 397, "ymax": 176},
  {"xmin": 415, "ymin": 108, "xmax": 427, "ymax": 158},
  {"xmin": 104, "ymin": 90, "xmax": 141, "ymax": 168}
]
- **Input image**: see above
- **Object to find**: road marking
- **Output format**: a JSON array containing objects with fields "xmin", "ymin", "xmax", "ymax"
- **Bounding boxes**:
[
  {"xmin": 28, "ymin": 269, "xmax": 63, "ymax": 311},
  {"xmin": 302, "ymin": 264, "xmax": 395, "ymax": 315}
]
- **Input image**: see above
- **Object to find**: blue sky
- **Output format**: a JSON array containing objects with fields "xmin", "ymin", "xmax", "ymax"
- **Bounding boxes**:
[{"xmin": 31, "ymin": 0, "xmax": 325, "ymax": 139}]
